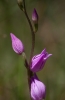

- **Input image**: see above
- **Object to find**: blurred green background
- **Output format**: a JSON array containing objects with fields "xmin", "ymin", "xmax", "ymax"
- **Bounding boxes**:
[{"xmin": 0, "ymin": 0, "xmax": 65, "ymax": 100}]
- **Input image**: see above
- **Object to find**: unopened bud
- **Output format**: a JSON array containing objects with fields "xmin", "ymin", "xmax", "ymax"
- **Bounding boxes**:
[
  {"xmin": 32, "ymin": 8, "xmax": 38, "ymax": 22},
  {"xmin": 17, "ymin": 0, "xmax": 24, "ymax": 11},
  {"xmin": 30, "ymin": 74, "xmax": 46, "ymax": 100},
  {"xmin": 10, "ymin": 33, "xmax": 24, "ymax": 55},
  {"xmin": 32, "ymin": 8, "xmax": 38, "ymax": 32}
]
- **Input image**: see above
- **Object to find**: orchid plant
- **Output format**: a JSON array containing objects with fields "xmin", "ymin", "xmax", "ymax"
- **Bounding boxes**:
[{"xmin": 10, "ymin": 0, "xmax": 52, "ymax": 100}]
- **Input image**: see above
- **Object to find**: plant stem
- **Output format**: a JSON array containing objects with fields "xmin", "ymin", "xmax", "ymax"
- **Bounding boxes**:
[
  {"xmin": 17, "ymin": 1, "xmax": 35, "ymax": 99},
  {"xmin": 23, "ymin": 0, "xmax": 35, "ymax": 65}
]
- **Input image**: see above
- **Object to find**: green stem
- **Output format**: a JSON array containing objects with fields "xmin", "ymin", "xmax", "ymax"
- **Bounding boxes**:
[
  {"xmin": 23, "ymin": 0, "xmax": 35, "ymax": 66},
  {"xmin": 18, "ymin": 1, "xmax": 35, "ymax": 100}
]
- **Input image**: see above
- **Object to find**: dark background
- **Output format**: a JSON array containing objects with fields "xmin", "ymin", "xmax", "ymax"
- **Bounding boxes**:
[{"xmin": 0, "ymin": 0, "xmax": 65, "ymax": 100}]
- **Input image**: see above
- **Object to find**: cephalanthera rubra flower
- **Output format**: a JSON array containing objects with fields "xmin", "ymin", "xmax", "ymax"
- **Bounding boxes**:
[
  {"xmin": 30, "ymin": 74, "xmax": 46, "ymax": 100},
  {"xmin": 10, "ymin": 33, "xmax": 24, "ymax": 55},
  {"xmin": 30, "ymin": 49, "xmax": 52, "ymax": 72}
]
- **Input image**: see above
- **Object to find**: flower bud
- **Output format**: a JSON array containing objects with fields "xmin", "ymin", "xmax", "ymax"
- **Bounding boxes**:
[
  {"xmin": 32, "ymin": 8, "xmax": 38, "ymax": 32},
  {"xmin": 30, "ymin": 74, "xmax": 46, "ymax": 100},
  {"xmin": 10, "ymin": 33, "xmax": 24, "ymax": 55},
  {"xmin": 30, "ymin": 49, "xmax": 52, "ymax": 72},
  {"xmin": 32, "ymin": 8, "xmax": 38, "ymax": 22},
  {"xmin": 17, "ymin": 0, "xmax": 24, "ymax": 11}
]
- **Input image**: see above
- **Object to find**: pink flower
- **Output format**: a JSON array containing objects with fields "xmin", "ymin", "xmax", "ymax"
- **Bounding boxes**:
[
  {"xmin": 30, "ymin": 49, "xmax": 52, "ymax": 72},
  {"xmin": 10, "ymin": 33, "xmax": 24, "ymax": 55},
  {"xmin": 30, "ymin": 74, "xmax": 46, "ymax": 100}
]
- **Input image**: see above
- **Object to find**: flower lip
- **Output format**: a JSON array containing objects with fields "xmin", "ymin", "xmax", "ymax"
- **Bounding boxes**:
[{"xmin": 10, "ymin": 33, "xmax": 24, "ymax": 55}]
